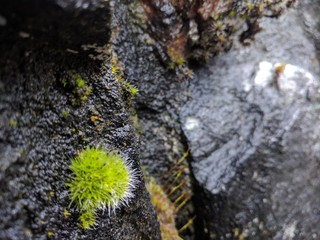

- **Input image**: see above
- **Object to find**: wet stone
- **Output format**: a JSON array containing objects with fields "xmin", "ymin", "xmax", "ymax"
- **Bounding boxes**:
[{"xmin": 180, "ymin": 6, "xmax": 320, "ymax": 239}]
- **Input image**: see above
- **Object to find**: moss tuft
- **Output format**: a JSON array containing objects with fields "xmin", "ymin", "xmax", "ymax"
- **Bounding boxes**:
[
  {"xmin": 9, "ymin": 119, "xmax": 17, "ymax": 127},
  {"xmin": 110, "ymin": 54, "xmax": 138, "ymax": 101},
  {"xmin": 66, "ymin": 147, "xmax": 137, "ymax": 229},
  {"xmin": 60, "ymin": 71, "xmax": 92, "ymax": 105},
  {"xmin": 146, "ymin": 177, "xmax": 182, "ymax": 240},
  {"xmin": 79, "ymin": 209, "xmax": 96, "ymax": 229}
]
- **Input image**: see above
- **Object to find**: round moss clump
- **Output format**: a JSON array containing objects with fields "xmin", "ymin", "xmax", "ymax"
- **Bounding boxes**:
[{"xmin": 66, "ymin": 147, "xmax": 136, "ymax": 229}]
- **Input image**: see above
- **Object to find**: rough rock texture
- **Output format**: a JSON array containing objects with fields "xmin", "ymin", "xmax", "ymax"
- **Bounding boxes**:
[
  {"xmin": 2, "ymin": 0, "xmax": 320, "ymax": 239},
  {"xmin": 180, "ymin": 3, "xmax": 320, "ymax": 239},
  {"xmin": 300, "ymin": 0, "xmax": 320, "ymax": 59},
  {"xmin": 111, "ymin": 0, "xmax": 195, "ymax": 238},
  {"xmin": 0, "ymin": 0, "xmax": 160, "ymax": 239},
  {"xmin": 112, "ymin": 0, "xmax": 189, "ymax": 174}
]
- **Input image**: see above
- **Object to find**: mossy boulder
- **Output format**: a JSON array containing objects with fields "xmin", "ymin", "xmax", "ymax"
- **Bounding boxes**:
[{"xmin": 0, "ymin": 0, "xmax": 160, "ymax": 239}]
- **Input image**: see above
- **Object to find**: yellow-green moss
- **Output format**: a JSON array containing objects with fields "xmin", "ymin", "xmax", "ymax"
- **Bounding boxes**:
[
  {"xmin": 146, "ymin": 177, "xmax": 182, "ymax": 240},
  {"xmin": 110, "ymin": 54, "xmax": 138, "ymax": 99},
  {"xmin": 63, "ymin": 208, "xmax": 70, "ymax": 218},
  {"xmin": 66, "ymin": 147, "xmax": 135, "ymax": 229},
  {"xmin": 9, "ymin": 119, "xmax": 17, "ymax": 127},
  {"xmin": 61, "ymin": 71, "xmax": 91, "ymax": 105},
  {"xmin": 61, "ymin": 110, "xmax": 68, "ymax": 118}
]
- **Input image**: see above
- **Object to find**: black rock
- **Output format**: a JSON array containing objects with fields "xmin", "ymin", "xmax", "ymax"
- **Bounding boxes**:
[{"xmin": 0, "ymin": 0, "xmax": 160, "ymax": 239}]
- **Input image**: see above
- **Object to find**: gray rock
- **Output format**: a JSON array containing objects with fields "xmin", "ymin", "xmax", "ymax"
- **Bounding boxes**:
[
  {"xmin": 299, "ymin": 0, "xmax": 320, "ymax": 57},
  {"xmin": 180, "ymin": 5, "xmax": 320, "ymax": 240}
]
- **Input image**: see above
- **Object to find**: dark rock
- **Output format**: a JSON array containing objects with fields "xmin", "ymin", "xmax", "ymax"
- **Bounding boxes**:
[
  {"xmin": 180, "ymin": 5, "xmax": 320, "ymax": 240},
  {"xmin": 2, "ymin": 0, "xmax": 320, "ymax": 239},
  {"xmin": 111, "ymin": 1, "xmax": 195, "ymax": 238},
  {"xmin": 0, "ymin": 0, "xmax": 160, "ymax": 239},
  {"xmin": 111, "ymin": 0, "xmax": 190, "ymax": 180}
]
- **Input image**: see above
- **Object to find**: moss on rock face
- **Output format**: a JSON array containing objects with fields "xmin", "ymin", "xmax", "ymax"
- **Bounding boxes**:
[
  {"xmin": 146, "ymin": 177, "xmax": 182, "ymax": 240},
  {"xmin": 110, "ymin": 54, "xmax": 138, "ymax": 104},
  {"xmin": 67, "ymin": 147, "xmax": 136, "ymax": 229},
  {"xmin": 0, "ymin": 0, "xmax": 162, "ymax": 238},
  {"xmin": 60, "ymin": 71, "xmax": 92, "ymax": 106},
  {"xmin": 139, "ymin": 0, "xmax": 296, "ymax": 63}
]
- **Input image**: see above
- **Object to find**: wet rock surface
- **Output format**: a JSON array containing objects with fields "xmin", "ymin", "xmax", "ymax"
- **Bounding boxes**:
[
  {"xmin": 111, "ymin": 0, "xmax": 320, "ymax": 239},
  {"xmin": 300, "ymin": 0, "xmax": 320, "ymax": 61},
  {"xmin": 0, "ymin": 0, "xmax": 160, "ymax": 239},
  {"xmin": 180, "ymin": 4, "xmax": 320, "ymax": 239},
  {"xmin": 2, "ymin": 0, "xmax": 320, "ymax": 239}
]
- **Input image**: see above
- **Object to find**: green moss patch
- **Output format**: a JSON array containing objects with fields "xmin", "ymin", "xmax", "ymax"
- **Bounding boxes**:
[{"xmin": 66, "ymin": 147, "xmax": 133, "ymax": 229}]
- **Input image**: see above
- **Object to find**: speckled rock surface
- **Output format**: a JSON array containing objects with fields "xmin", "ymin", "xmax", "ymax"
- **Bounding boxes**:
[
  {"xmin": 2, "ymin": 0, "xmax": 320, "ymax": 239},
  {"xmin": 111, "ymin": 1, "xmax": 195, "ymax": 238},
  {"xmin": 0, "ymin": 0, "xmax": 160, "ymax": 239},
  {"xmin": 180, "ymin": 4, "xmax": 320, "ymax": 239}
]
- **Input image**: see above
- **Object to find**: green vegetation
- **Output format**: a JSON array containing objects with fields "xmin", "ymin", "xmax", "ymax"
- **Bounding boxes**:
[
  {"xmin": 61, "ymin": 71, "xmax": 92, "ymax": 105},
  {"xmin": 8, "ymin": 119, "xmax": 17, "ymax": 127},
  {"xmin": 146, "ymin": 151, "xmax": 195, "ymax": 239},
  {"xmin": 146, "ymin": 177, "xmax": 182, "ymax": 240},
  {"xmin": 139, "ymin": 0, "xmax": 295, "ymax": 66},
  {"xmin": 111, "ymin": 54, "xmax": 138, "ymax": 99},
  {"xmin": 166, "ymin": 38, "xmax": 186, "ymax": 67},
  {"xmin": 61, "ymin": 110, "xmax": 68, "ymax": 118},
  {"xmin": 66, "ymin": 147, "xmax": 134, "ymax": 229},
  {"xmin": 63, "ymin": 208, "xmax": 70, "ymax": 218}
]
